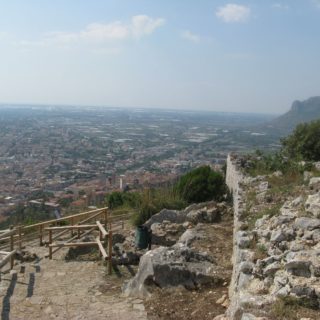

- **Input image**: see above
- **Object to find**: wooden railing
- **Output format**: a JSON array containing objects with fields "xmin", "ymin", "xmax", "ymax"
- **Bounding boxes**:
[
  {"xmin": 0, "ymin": 228, "xmax": 17, "ymax": 278},
  {"xmin": 0, "ymin": 207, "xmax": 133, "ymax": 276},
  {"xmin": 45, "ymin": 220, "xmax": 113, "ymax": 274},
  {"xmin": 0, "ymin": 207, "xmax": 108, "ymax": 250}
]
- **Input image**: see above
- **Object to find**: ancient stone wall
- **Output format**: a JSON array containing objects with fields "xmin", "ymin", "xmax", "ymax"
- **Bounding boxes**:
[
  {"xmin": 226, "ymin": 154, "xmax": 253, "ymax": 319},
  {"xmin": 225, "ymin": 154, "xmax": 320, "ymax": 320}
]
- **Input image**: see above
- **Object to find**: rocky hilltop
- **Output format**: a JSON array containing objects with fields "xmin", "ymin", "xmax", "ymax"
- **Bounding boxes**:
[{"xmin": 271, "ymin": 96, "xmax": 320, "ymax": 131}]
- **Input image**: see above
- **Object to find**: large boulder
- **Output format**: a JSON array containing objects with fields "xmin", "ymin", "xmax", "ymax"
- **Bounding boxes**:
[
  {"xmin": 186, "ymin": 207, "xmax": 221, "ymax": 224},
  {"xmin": 144, "ymin": 201, "xmax": 225, "ymax": 228},
  {"xmin": 123, "ymin": 242, "xmax": 221, "ymax": 298},
  {"xmin": 144, "ymin": 209, "xmax": 187, "ymax": 228}
]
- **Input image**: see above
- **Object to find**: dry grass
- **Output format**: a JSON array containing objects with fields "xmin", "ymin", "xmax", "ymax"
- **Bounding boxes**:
[{"xmin": 271, "ymin": 296, "xmax": 319, "ymax": 320}]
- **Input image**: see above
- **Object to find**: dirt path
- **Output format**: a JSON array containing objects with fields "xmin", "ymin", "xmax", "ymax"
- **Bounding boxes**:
[
  {"xmin": 0, "ymin": 244, "xmax": 147, "ymax": 320},
  {"xmin": 145, "ymin": 216, "xmax": 234, "ymax": 320}
]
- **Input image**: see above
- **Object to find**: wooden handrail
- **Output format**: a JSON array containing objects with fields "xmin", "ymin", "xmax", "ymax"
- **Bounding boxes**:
[
  {"xmin": 45, "ymin": 225, "xmax": 97, "ymax": 231},
  {"xmin": 0, "ymin": 207, "xmax": 117, "ymax": 276},
  {"xmin": 49, "ymin": 242, "xmax": 98, "ymax": 248},
  {"xmin": 23, "ymin": 207, "xmax": 108, "ymax": 230},
  {"xmin": 96, "ymin": 237, "xmax": 108, "ymax": 260},
  {"xmin": 49, "ymin": 227, "xmax": 97, "ymax": 257},
  {"xmin": 0, "ymin": 250, "xmax": 16, "ymax": 269},
  {"xmin": 0, "ymin": 229, "xmax": 16, "ymax": 240},
  {"xmin": 96, "ymin": 221, "xmax": 108, "ymax": 238},
  {"xmin": 109, "ymin": 213, "xmax": 133, "ymax": 221},
  {"xmin": 49, "ymin": 210, "xmax": 105, "ymax": 244}
]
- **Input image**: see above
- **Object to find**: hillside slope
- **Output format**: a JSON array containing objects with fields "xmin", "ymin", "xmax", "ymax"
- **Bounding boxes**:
[{"xmin": 271, "ymin": 96, "xmax": 320, "ymax": 131}]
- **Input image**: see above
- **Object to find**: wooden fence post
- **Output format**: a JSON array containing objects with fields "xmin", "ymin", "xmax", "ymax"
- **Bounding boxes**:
[
  {"xmin": 10, "ymin": 226, "xmax": 14, "ymax": 269},
  {"xmin": 108, "ymin": 231, "xmax": 112, "ymax": 275},
  {"xmin": 18, "ymin": 225, "xmax": 22, "ymax": 250},
  {"xmin": 71, "ymin": 217, "xmax": 74, "ymax": 237},
  {"xmin": 104, "ymin": 209, "xmax": 108, "ymax": 229},
  {"xmin": 49, "ymin": 228, "xmax": 52, "ymax": 260},
  {"xmin": 99, "ymin": 229, "xmax": 102, "ymax": 258},
  {"xmin": 39, "ymin": 225, "xmax": 43, "ymax": 246}
]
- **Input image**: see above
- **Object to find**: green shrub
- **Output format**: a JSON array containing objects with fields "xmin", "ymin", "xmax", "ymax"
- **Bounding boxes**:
[
  {"xmin": 281, "ymin": 120, "xmax": 320, "ymax": 161},
  {"xmin": 106, "ymin": 191, "xmax": 141, "ymax": 209},
  {"xmin": 175, "ymin": 166, "xmax": 225, "ymax": 204},
  {"xmin": 131, "ymin": 202, "xmax": 158, "ymax": 227},
  {"xmin": 130, "ymin": 187, "xmax": 187, "ymax": 226},
  {"xmin": 247, "ymin": 150, "xmax": 308, "ymax": 179}
]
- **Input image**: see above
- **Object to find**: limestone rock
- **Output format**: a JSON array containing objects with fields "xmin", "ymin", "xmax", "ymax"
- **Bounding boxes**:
[
  {"xmin": 258, "ymin": 181, "xmax": 269, "ymax": 193},
  {"xmin": 285, "ymin": 260, "xmax": 311, "ymax": 278},
  {"xmin": 123, "ymin": 243, "xmax": 219, "ymax": 298},
  {"xmin": 305, "ymin": 193, "xmax": 320, "ymax": 218},
  {"xmin": 294, "ymin": 217, "xmax": 320, "ymax": 230},
  {"xmin": 236, "ymin": 231, "xmax": 251, "ymax": 249},
  {"xmin": 270, "ymin": 230, "xmax": 286, "ymax": 243},
  {"xmin": 151, "ymin": 222, "xmax": 186, "ymax": 246},
  {"xmin": 144, "ymin": 209, "xmax": 186, "ymax": 228},
  {"xmin": 178, "ymin": 228, "xmax": 203, "ymax": 246},
  {"xmin": 239, "ymin": 262, "xmax": 255, "ymax": 274},
  {"xmin": 186, "ymin": 207, "xmax": 221, "ymax": 224},
  {"xmin": 263, "ymin": 261, "xmax": 281, "ymax": 276},
  {"xmin": 309, "ymin": 177, "xmax": 320, "ymax": 188},
  {"xmin": 304, "ymin": 171, "xmax": 313, "ymax": 181}
]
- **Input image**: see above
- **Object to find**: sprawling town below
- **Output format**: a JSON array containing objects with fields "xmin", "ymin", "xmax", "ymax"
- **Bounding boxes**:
[{"xmin": 0, "ymin": 105, "xmax": 278, "ymax": 223}]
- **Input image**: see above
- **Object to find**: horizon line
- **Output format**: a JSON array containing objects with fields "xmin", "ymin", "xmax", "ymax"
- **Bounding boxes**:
[{"xmin": 0, "ymin": 102, "xmax": 280, "ymax": 117}]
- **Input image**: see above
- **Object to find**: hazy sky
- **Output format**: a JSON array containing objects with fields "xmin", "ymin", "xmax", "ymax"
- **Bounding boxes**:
[{"xmin": 0, "ymin": 0, "xmax": 320, "ymax": 114}]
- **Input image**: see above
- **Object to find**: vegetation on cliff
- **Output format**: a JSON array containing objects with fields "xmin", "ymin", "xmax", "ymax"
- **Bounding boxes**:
[
  {"xmin": 281, "ymin": 119, "xmax": 320, "ymax": 161},
  {"xmin": 248, "ymin": 120, "xmax": 320, "ymax": 177},
  {"xmin": 107, "ymin": 166, "xmax": 226, "ymax": 226}
]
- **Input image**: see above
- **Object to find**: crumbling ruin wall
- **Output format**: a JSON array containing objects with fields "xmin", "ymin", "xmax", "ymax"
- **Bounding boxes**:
[
  {"xmin": 225, "ymin": 154, "xmax": 320, "ymax": 320},
  {"xmin": 225, "ymin": 154, "xmax": 251, "ymax": 319}
]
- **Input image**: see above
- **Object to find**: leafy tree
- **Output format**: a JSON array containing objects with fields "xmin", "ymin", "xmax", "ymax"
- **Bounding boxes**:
[
  {"xmin": 281, "ymin": 120, "xmax": 320, "ymax": 161},
  {"xmin": 106, "ymin": 191, "xmax": 141, "ymax": 209},
  {"xmin": 106, "ymin": 192, "xmax": 124, "ymax": 209},
  {"xmin": 175, "ymin": 166, "xmax": 225, "ymax": 203}
]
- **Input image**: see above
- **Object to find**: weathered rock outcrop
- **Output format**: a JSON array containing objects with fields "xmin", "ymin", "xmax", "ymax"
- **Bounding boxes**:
[
  {"xmin": 143, "ymin": 201, "xmax": 227, "ymax": 247},
  {"xmin": 123, "ymin": 228, "xmax": 222, "ymax": 298},
  {"xmin": 144, "ymin": 201, "xmax": 227, "ymax": 228}
]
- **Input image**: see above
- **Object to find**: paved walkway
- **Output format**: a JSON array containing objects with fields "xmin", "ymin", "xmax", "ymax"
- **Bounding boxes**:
[{"xmin": 0, "ymin": 245, "xmax": 147, "ymax": 320}]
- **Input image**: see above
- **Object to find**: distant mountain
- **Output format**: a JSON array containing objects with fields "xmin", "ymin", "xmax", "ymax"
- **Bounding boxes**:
[{"xmin": 270, "ymin": 96, "xmax": 320, "ymax": 132}]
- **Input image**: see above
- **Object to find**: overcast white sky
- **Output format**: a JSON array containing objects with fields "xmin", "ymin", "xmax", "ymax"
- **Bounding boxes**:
[{"xmin": 0, "ymin": 0, "xmax": 320, "ymax": 114}]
